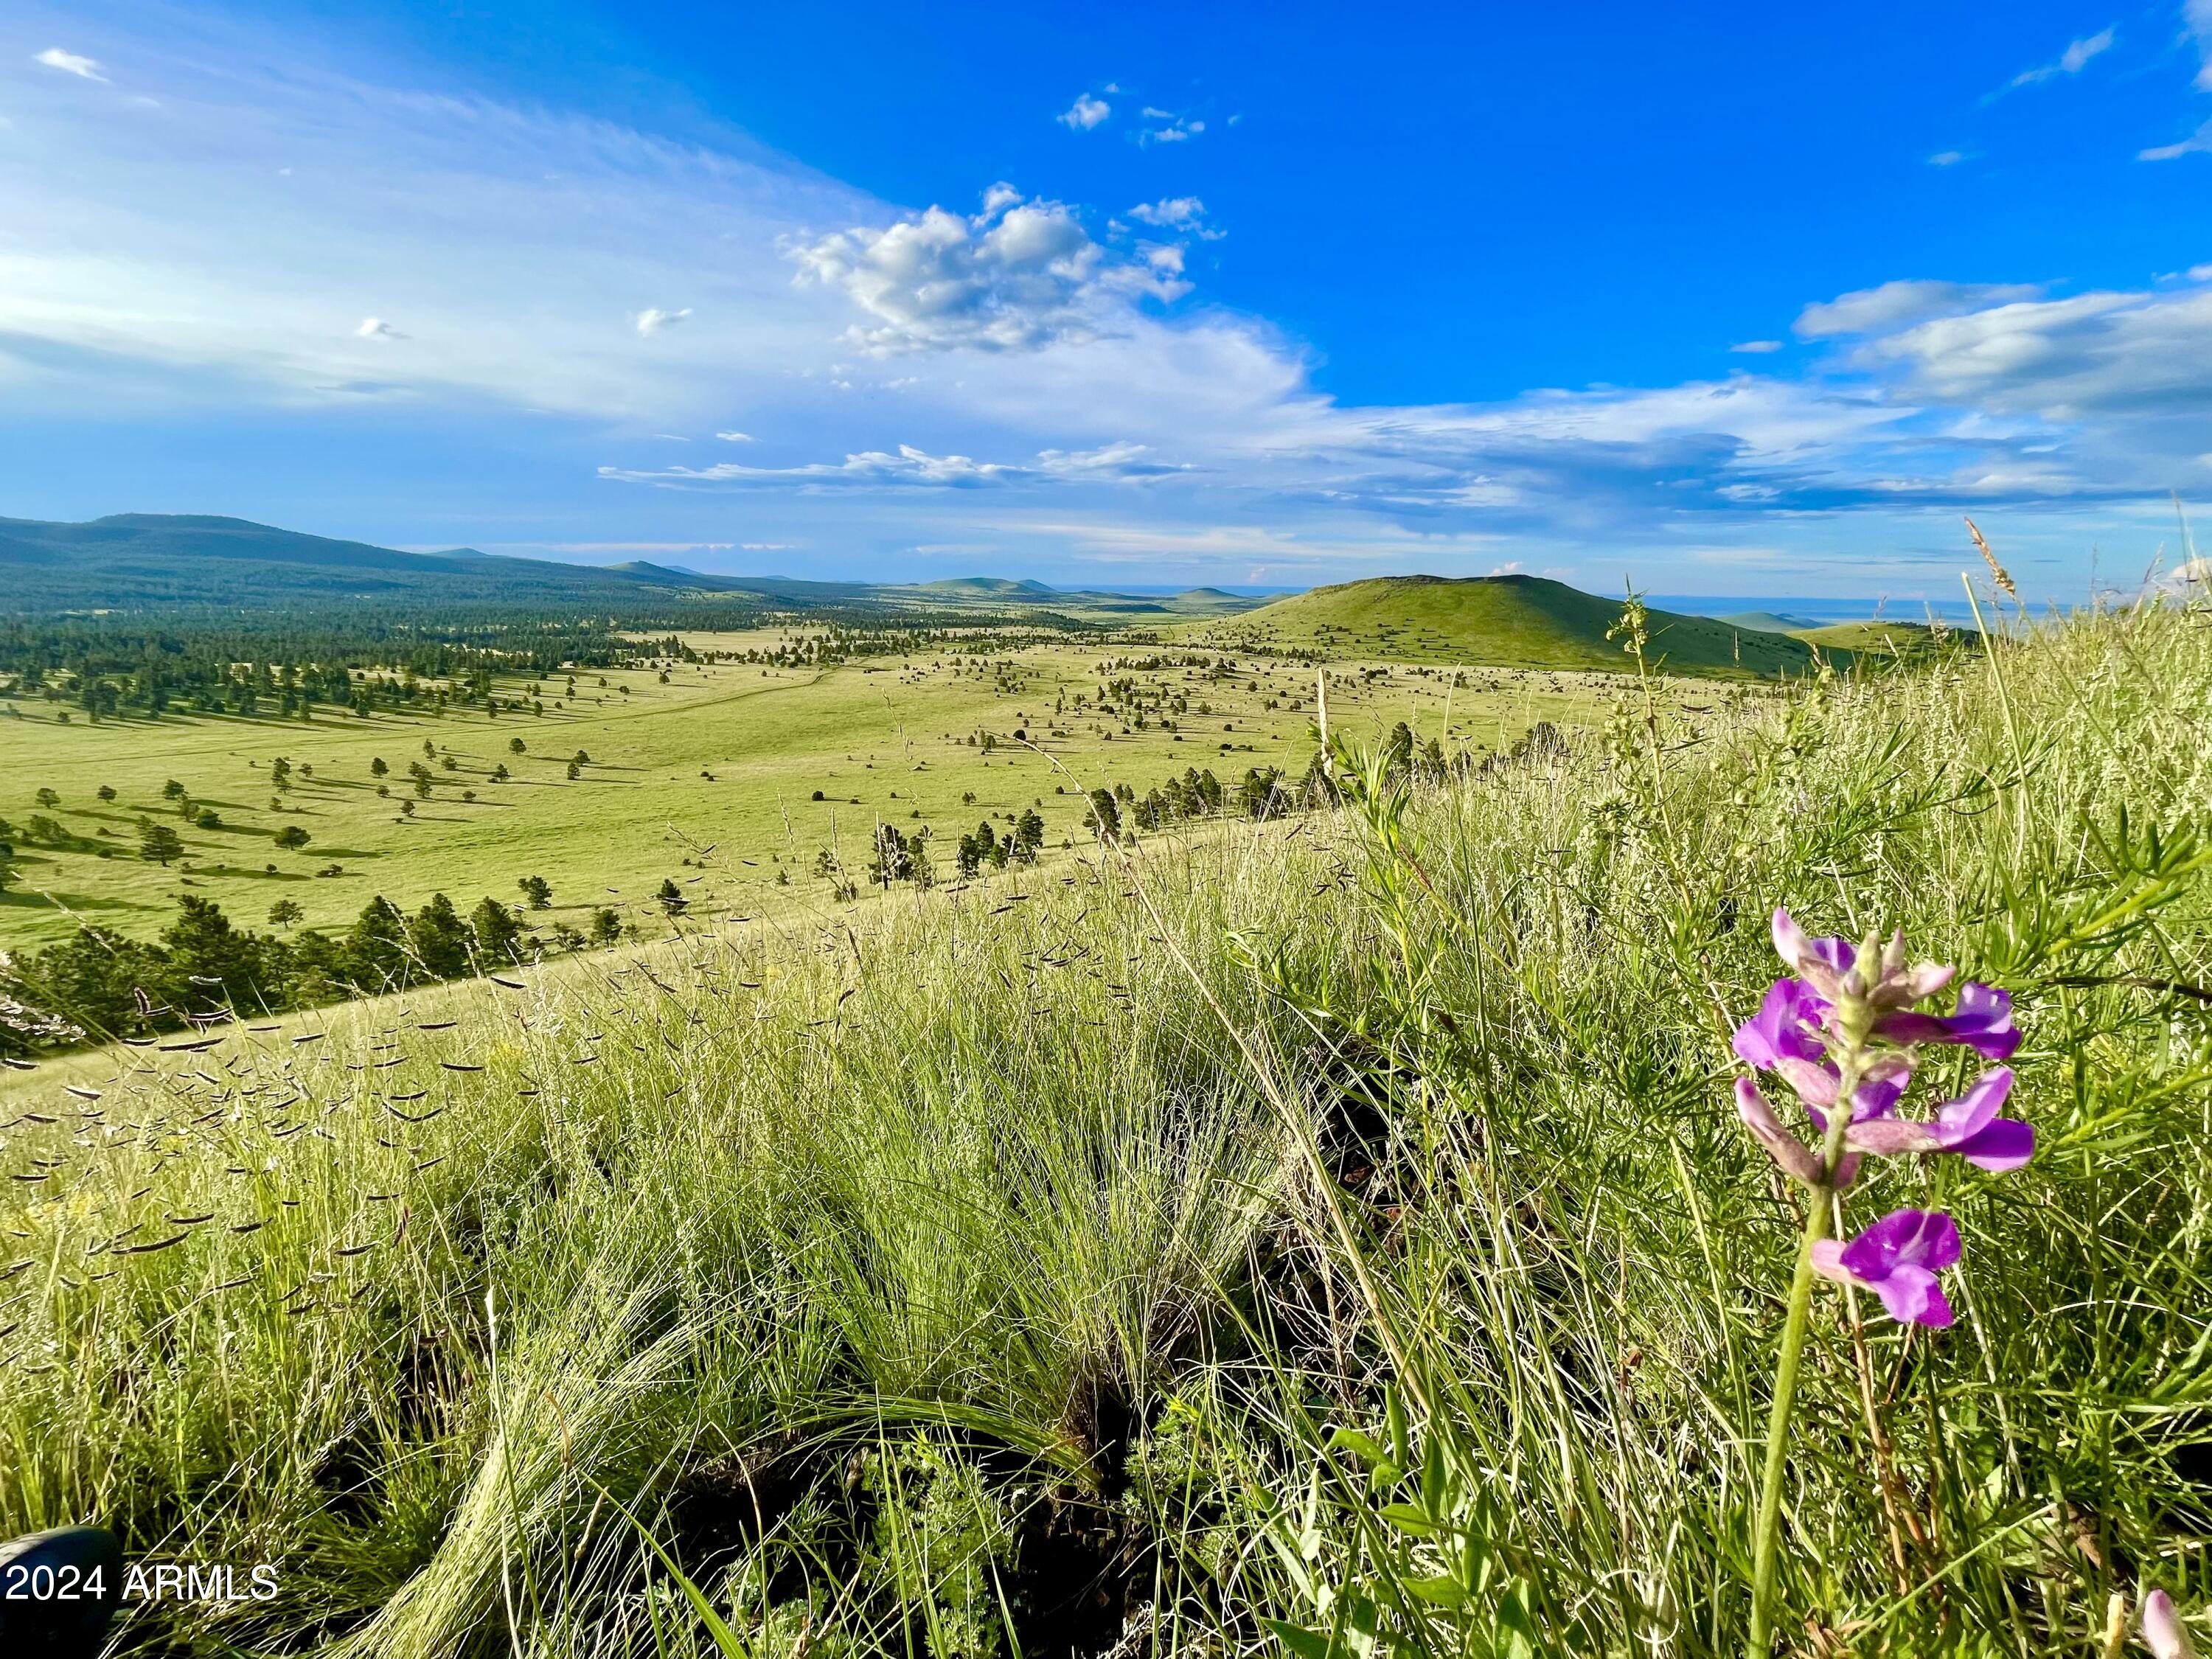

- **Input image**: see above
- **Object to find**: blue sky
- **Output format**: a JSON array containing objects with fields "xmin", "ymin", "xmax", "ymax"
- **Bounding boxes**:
[{"xmin": 3, "ymin": 1, "xmax": 2211, "ymax": 599}]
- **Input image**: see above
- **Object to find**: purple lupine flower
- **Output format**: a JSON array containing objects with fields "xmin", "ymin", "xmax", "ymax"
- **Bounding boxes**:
[
  {"xmin": 1810, "ymin": 1208, "xmax": 1961, "ymax": 1326},
  {"xmin": 1875, "ymin": 981, "xmax": 2021, "ymax": 1062},
  {"xmin": 2143, "ymin": 1590, "xmax": 2196, "ymax": 1659},
  {"xmin": 1845, "ymin": 1068, "xmax": 2034, "ymax": 1172},
  {"xmin": 1734, "ymin": 911, "xmax": 2031, "ymax": 1187},
  {"xmin": 1732, "ymin": 978, "xmax": 1829, "ymax": 1070}
]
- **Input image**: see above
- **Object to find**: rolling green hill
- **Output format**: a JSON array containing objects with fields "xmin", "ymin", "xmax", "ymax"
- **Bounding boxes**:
[
  {"xmin": 1190, "ymin": 573, "xmax": 1822, "ymax": 676},
  {"xmin": 1792, "ymin": 618, "xmax": 1957, "ymax": 658},
  {"xmin": 1714, "ymin": 609, "xmax": 1823, "ymax": 633}
]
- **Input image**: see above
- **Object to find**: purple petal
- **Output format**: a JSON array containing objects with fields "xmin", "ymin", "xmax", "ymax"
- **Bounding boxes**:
[
  {"xmin": 1852, "ymin": 1067, "xmax": 1909, "ymax": 1121},
  {"xmin": 1918, "ymin": 1282, "xmax": 1956, "ymax": 1326},
  {"xmin": 1876, "ymin": 985, "xmax": 2022, "ymax": 1061},
  {"xmin": 1934, "ymin": 1068, "xmax": 2013, "ymax": 1139},
  {"xmin": 1869, "ymin": 1263, "xmax": 1950, "ymax": 1326},
  {"xmin": 1806, "ymin": 1059, "xmax": 1910, "ymax": 1129},
  {"xmin": 1952, "ymin": 1118, "xmax": 2034, "ymax": 1173},
  {"xmin": 1839, "ymin": 1208, "xmax": 1961, "ymax": 1279},
  {"xmin": 1820, "ymin": 1214, "xmax": 1963, "ymax": 1326},
  {"xmin": 1905, "ymin": 1210, "xmax": 1962, "ymax": 1273},
  {"xmin": 1807, "ymin": 936, "xmax": 1857, "ymax": 975},
  {"xmin": 1736, "ymin": 1079, "xmax": 1820, "ymax": 1185},
  {"xmin": 1931, "ymin": 1069, "xmax": 2032, "ymax": 1171},
  {"xmin": 1951, "ymin": 983, "xmax": 2021, "ymax": 1061}
]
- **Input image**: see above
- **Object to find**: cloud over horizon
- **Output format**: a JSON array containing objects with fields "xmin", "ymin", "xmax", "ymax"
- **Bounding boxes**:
[{"xmin": 0, "ymin": 0, "xmax": 2204, "ymax": 596}]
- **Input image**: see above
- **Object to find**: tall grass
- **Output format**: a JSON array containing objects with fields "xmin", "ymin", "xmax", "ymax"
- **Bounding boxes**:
[{"xmin": 1, "ymin": 598, "xmax": 2207, "ymax": 1656}]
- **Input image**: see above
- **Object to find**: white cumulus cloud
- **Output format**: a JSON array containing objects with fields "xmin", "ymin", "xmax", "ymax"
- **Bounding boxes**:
[
  {"xmin": 1126, "ymin": 195, "xmax": 1221, "ymax": 237},
  {"xmin": 1058, "ymin": 94, "xmax": 1109, "ymax": 131},
  {"xmin": 787, "ymin": 187, "xmax": 1186, "ymax": 354},
  {"xmin": 355, "ymin": 316, "xmax": 406, "ymax": 338},
  {"xmin": 1855, "ymin": 284, "xmax": 2212, "ymax": 418}
]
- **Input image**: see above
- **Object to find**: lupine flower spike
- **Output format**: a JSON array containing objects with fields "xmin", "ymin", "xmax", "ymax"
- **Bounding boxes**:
[
  {"xmin": 1739, "ymin": 911, "xmax": 2032, "ymax": 1656},
  {"xmin": 1733, "ymin": 909, "xmax": 2031, "ymax": 1325}
]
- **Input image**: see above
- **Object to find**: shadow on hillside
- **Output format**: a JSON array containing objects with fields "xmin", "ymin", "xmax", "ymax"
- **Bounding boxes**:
[{"xmin": 1, "ymin": 886, "xmax": 161, "ymax": 919}]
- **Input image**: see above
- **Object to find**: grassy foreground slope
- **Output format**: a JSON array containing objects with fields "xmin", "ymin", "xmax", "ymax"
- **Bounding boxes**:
[
  {"xmin": 1189, "ymin": 572, "xmax": 1823, "ymax": 673},
  {"xmin": 1, "ymin": 601, "xmax": 2208, "ymax": 1656}
]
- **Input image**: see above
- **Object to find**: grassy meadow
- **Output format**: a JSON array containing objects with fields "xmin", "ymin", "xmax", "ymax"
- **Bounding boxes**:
[
  {"xmin": 1, "ymin": 595, "xmax": 2209, "ymax": 1657},
  {"xmin": 0, "ymin": 630, "xmax": 1677, "ymax": 952}
]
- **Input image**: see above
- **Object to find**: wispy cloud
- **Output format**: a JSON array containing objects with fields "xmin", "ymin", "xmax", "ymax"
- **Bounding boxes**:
[
  {"xmin": 0, "ymin": 23, "xmax": 871, "ymax": 417},
  {"xmin": 602, "ymin": 442, "xmax": 1029, "ymax": 489},
  {"xmin": 2189, "ymin": 0, "xmax": 2212, "ymax": 90},
  {"xmin": 1927, "ymin": 149, "xmax": 1968, "ymax": 167},
  {"xmin": 33, "ymin": 46, "xmax": 107, "ymax": 81},
  {"xmin": 714, "ymin": 430, "xmax": 754, "ymax": 442},
  {"xmin": 634, "ymin": 306, "xmax": 692, "ymax": 334},
  {"xmin": 2140, "ymin": 118, "xmax": 2212, "ymax": 160},
  {"xmin": 1991, "ymin": 25, "xmax": 2115, "ymax": 97},
  {"xmin": 1136, "ymin": 110, "xmax": 1205, "ymax": 145},
  {"xmin": 1730, "ymin": 340, "xmax": 1783, "ymax": 354},
  {"xmin": 1057, "ymin": 93, "xmax": 1109, "ymax": 131},
  {"xmin": 602, "ymin": 438, "xmax": 1182, "ymax": 490},
  {"xmin": 1795, "ymin": 280, "xmax": 2041, "ymax": 338},
  {"xmin": 355, "ymin": 316, "xmax": 406, "ymax": 339}
]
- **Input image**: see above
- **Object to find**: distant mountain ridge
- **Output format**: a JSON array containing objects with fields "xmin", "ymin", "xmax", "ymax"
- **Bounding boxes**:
[{"xmin": 0, "ymin": 513, "xmax": 1264, "ymax": 619}]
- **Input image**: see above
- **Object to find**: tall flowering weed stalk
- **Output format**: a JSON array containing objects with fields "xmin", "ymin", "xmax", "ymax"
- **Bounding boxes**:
[{"xmin": 1734, "ymin": 909, "xmax": 2030, "ymax": 1655}]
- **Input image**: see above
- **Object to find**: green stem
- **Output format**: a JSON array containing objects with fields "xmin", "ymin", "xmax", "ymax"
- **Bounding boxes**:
[
  {"xmin": 1746, "ymin": 1188, "xmax": 1833, "ymax": 1655},
  {"xmin": 1747, "ymin": 1045, "xmax": 1862, "ymax": 1655}
]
